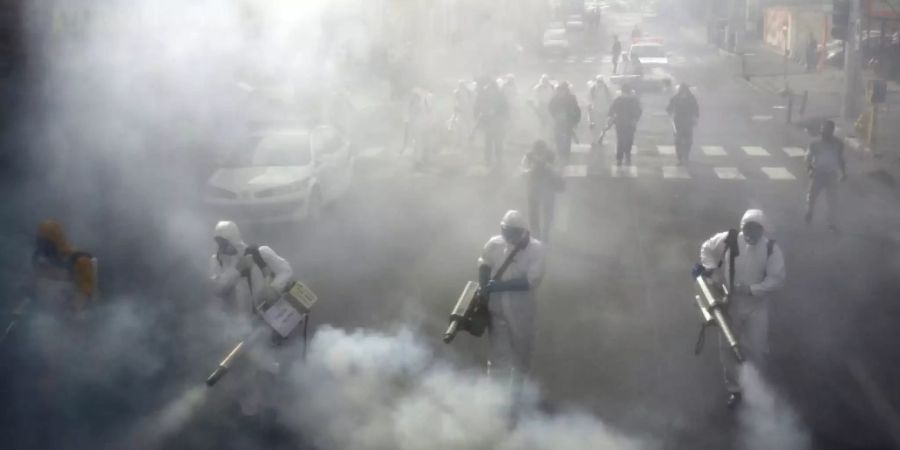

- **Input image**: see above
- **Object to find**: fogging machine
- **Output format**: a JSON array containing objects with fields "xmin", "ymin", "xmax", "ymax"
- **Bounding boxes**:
[
  {"xmin": 206, "ymin": 280, "xmax": 319, "ymax": 387},
  {"xmin": 693, "ymin": 275, "xmax": 744, "ymax": 363},
  {"xmin": 443, "ymin": 243, "xmax": 525, "ymax": 343}
]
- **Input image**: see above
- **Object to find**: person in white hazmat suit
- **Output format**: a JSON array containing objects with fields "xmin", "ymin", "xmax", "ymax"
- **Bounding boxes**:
[
  {"xmin": 532, "ymin": 74, "xmax": 555, "ymax": 139},
  {"xmin": 698, "ymin": 209, "xmax": 786, "ymax": 408},
  {"xmin": 478, "ymin": 211, "xmax": 546, "ymax": 399},
  {"xmin": 208, "ymin": 220, "xmax": 293, "ymax": 417}
]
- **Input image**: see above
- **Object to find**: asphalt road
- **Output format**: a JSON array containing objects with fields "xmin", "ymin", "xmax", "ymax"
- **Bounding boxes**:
[
  {"xmin": 3, "ymin": 7, "xmax": 900, "ymax": 450},
  {"xmin": 253, "ymin": 9, "xmax": 900, "ymax": 450}
]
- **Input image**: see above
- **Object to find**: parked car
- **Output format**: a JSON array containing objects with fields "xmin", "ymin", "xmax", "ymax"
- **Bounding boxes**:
[
  {"xmin": 205, "ymin": 126, "xmax": 353, "ymax": 224},
  {"xmin": 542, "ymin": 25, "xmax": 570, "ymax": 56}
]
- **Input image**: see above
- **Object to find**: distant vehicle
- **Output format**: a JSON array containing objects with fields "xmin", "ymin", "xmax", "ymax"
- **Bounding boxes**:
[
  {"xmin": 565, "ymin": 14, "xmax": 585, "ymax": 31},
  {"xmin": 542, "ymin": 26, "xmax": 570, "ymax": 55},
  {"xmin": 205, "ymin": 126, "xmax": 354, "ymax": 224},
  {"xmin": 628, "ymin": 40, "xmax": 669, "ymax": 67},
  {"xmin": 826, "ymin": 31, "xmax": 894, "ymax": 68}
]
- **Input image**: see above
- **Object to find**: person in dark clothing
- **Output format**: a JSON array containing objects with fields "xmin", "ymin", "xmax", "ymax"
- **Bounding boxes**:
[
  {"xmin": 521, "ymin": 140, "xmax": 563, "ymax": 243},
  {"xmin": 473, "ymin": 77, "xmax": 509, "ymax": 166},
  {"xmin": 666, "ymin": 83, "xmax": 699, "ymax": 165},
  {"xmin": 608, "ymin": 85, "xmax": 642, "ymax": 166},
  {"xmin": 611, "ymin": 35, "xmax": 622, "ymax": 74},
  {"xmin": 805, "ymin": 33, "xmax": 818, "ymax": 72},
  {"xmin": 548, "ymin": 82, "xmax": 581, "ymax": 162}
]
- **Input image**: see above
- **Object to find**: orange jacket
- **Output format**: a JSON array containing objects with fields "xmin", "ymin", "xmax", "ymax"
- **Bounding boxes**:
[{"xmin": 35, "ymin": 221, "xmax": 96, "ymax": 311}]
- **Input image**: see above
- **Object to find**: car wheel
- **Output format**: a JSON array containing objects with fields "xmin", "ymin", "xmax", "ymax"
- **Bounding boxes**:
[{"xmin": 306, "ymin": 190, "xmax": 322, "ymax": 222}]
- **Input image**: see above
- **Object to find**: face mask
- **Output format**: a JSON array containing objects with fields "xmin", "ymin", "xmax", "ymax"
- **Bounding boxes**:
[
  {"xmin": 215, "ymin": 237, "xmax": 237, "ymax": 255},
  {"xmin": 501, "ymin": 226, "xmax": 526, "ymax": 246},
  {"xmin": 35, "ymin": 238, "xmax": 57, "ymax": 258},
  {"xmin": 742, "ymin": 223, "xmax": 763, "ymax": 245}
]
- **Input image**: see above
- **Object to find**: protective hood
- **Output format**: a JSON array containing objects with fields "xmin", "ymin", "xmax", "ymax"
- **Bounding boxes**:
[
  {"xmin": 213, "ymin": 220, "xmax": 246, "ymax": 252},
  {"xmin": 740, "ymin": 209, "xmax": 768, "ymax": 231},
  {"xmin": 501, "ymin": 210, "xmax": 528, "ymax": 231},
  {"xmin": 36, "ymin": 220, "xmax": 73, "ymax": 256}
]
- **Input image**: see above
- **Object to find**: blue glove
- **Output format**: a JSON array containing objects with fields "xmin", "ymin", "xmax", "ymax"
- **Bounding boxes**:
[
  {"xmin": 485, "ymin": 278, "xmax": 530, "ymax": 293},
  {"xmin": 691, "ymin": 263, "xmax": 712, "ymax": 279}
]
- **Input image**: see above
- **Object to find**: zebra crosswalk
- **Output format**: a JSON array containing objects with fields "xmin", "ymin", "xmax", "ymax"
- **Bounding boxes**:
[{"xmin": 558, "ymin": 142, "xmax": 809, "ymax": 181}]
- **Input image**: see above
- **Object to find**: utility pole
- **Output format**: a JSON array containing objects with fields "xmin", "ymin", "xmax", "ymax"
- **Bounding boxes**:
[{"xmin": 841, "ymin": 0, "xmax": 862, "ymax": 121}]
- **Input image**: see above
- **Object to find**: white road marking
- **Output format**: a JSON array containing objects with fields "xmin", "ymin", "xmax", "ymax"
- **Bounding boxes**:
[
  {"xmin": 611, "ymin": 165, "xmax": 638, "ymax": 178},
  {"xmin": 565, "ymin": 56, "xmax": 578, "ymax": 63},
  {"xmin": 742, "ymin": 146, "xmax": 770, "ymax": 156},
  {"xmin": 600, "ymin": 55, "xmax": 612, "ymax": 63},
  {"xmin": 662, "ymin": 165, "xmax": 691, "ymax": 179},
  {"xmin": 701, "ymin": 145, "xmax": 727, "ymax": 156},
  {"xmin": 751, "ymin": 115, "xmax": 774, "ymax": 121},
  {"xmin": 583, "ymin": 57, "xmax": 595, "ymax": 63},
  {"xmin": 556, "ymin": 198, "xmax": 569, "ymax": 233},
  {"xmin": 714, "ymin": 167, "xmax": 745, "ymax": 180},
  {"xmin": 572, "ymin": 143, "xmax": 592, "ymax": 154},
  {"xmin": 563, "ymin": 165, "xmax": 588, "ymax": 177},
  {"xmin": 783, "ymin": 146, "xmax": 806, "ymax": 157},
  {"xmin": 761, "ymin": 166, "xmax": 796, "ymax": 180},
  {"xmin": 657, "ymin": 145, "xmax": 676, "ymax": 155}
]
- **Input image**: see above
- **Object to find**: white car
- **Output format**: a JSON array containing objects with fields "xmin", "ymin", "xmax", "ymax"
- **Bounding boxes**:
[
  {"xmin": 205, "ymin": 126, "xmax": 353, "ymax": 224},
  {"xmin": 628, "ymin": 41, "xmax": 669, "ymax": 67},
  {"xmin": 565, "ymin": 15, "xmax": 585, "ymax": 31},
  {"xmin": 542, "ymin": 26, "xmax": 569, "ymax": 55}
]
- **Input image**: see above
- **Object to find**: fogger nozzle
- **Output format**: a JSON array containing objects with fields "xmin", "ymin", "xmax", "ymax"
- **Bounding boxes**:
[
  {"xmin": 443, "ymin": 320, "xmax": 460, "ymax": 343},
  {"xmin": 205, "ymin": 340, "xmax": 245, "ymax": 387}
]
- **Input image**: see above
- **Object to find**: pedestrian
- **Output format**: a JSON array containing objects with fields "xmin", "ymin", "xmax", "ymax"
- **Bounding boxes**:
[
  {"xmin": 805, "ymin": 33, "xmax": 818, "ymax": 72},
  {"xmin": 666, "ymin": 83, "xmax": 699, "ymax": 165},
  {"xmin": 209, "ymin": 221, "xmax": 294, "ymax": 418},
  {"xmin": 532, "ymin": 74, "xmax": 555, "ymax": 139},
  {"xmin": 588, "ymin": 75, "xmax": 611, "ymax": 149},
  {"xmin": 32, "ymin": 220, "xmax": 98, "ymax": 314},
  {"xmin": 478, "ymin": 210, "xmax": 546, "ymax": 407},
  {"xmin": 631, "ymin": 25, "xmax": 642, "ymax": 40},
  {"xmin": 450, "ymin": 80, "xmax": 475, "ymax": 148},
  {"xmin": 473, "ymin": 77, "xmax": 510, "ymax": 166},
  {"xmin": 608, "ymin": 85, "xmax": 642, "ymax": 166},
  {"xmin": 548, "ymin": 81, "xmax": 581, "ymax": 162},
  {"xmin": 499, "ymin": 74, "xmax": 520, "ymax": 142},
  {"xmin": 697, "ymin": 209, "xmax": 786, "ymax": 408},
  {"xmin": 805, "ymin": 120, "xmax": 846, "ymax": 229},
  {"xmin": 611, "ymin": 35, "xmax": 622, "ymax": 74},
  {"xmin": 403, "ymin": 88, "xmax": 434, "ymax": 167},
  {"xmin": 521, "ymin": 141, "xmax": 564, "ymax": 243}
]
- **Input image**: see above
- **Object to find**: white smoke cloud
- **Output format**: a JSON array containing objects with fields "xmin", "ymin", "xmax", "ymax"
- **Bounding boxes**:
[
  {"xmin": 281, "ymin": 326, "xmax": 654, "ymax": 450},
  {"xmin": 736, "ymin": 364, "xmax": 811, "ymax": 450}
]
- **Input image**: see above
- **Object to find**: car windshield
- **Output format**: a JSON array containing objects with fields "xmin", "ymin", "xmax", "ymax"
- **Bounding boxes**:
[
  {"xmin": 632, "ymin": 45, "xmax": 665, "ymax": 58},
  {"xmin": 251, "ymin": 133, "xmax": 312, "ymax": 166}
]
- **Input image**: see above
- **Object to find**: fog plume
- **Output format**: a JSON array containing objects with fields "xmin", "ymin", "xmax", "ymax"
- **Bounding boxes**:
[{"xmin": 281, "ymin": 326, "xmax": 653, "ymax": 450}]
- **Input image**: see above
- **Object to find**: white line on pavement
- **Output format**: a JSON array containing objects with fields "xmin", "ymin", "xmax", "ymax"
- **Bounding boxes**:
[
  {"xmin": 662, "ymin": 165, "xmax": 691, "ymax": 179},
  {"xmin": 783, "ymin": 147, "xmax": 806, "ymax": 157},
  {"xmin": 556, "ymin": 198, "xmax": 569, "ymax": 233},
  {"xmin": 611, "ymin": 165, "xmax": 638, "ymax": 178},
  {"xmin": 572, "ymin": 143, "xmax": 592, "ymax": 154},
  {"xmin": 563, "ymin": 165, "xmax": 588, "ymax": 177},
  {"xmin": 742, "ymin": 146, "xmax": 770, "ymax": 156},
  {"xmin": 714, "ymin": 167, "xmax": 745, "ymax": 180},
  {"xmin": 701, "ymin": 145, "xmax": 727, "ymax": 156},
  {"xmin": 761, "ymin": 167, "xmax": 797, "ymax": 180},
  {"xmin": 751, "ymin": 115, "xmax": 774, "ymax": 121},
  {"xmin": 657, "ymin": 145, "xmax": 676, "ymax": 155}
]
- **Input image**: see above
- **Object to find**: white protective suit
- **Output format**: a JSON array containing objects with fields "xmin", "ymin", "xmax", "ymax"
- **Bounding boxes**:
[
  {"xmin": 209, "ymin": 221, "xmax": 293, "ymax": 318},
  {"xmin": 478, "ymin": 211, "xmax": 546, "ymax": 385},
  {"xmin": 208, "ymin": 221, "xmax": 294, "ymax": 416},
  {"xmin": 533, "ymin": 75, "xmax": 555, "ymax": 138},
  {"xmin": 699, "ymin": 209, "xmax": 786, "ymax": 393}
]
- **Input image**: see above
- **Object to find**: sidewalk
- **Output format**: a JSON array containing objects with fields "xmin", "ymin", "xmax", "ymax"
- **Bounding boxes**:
[{"xmin": 731, "ymin": 40, "xmax": 900, "ymax": 189}]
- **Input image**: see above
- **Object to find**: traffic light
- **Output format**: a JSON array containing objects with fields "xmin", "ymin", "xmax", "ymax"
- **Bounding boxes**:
[{"xmin": 832, "ymin": 0, "xmax": 849, "ymax": 40}]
